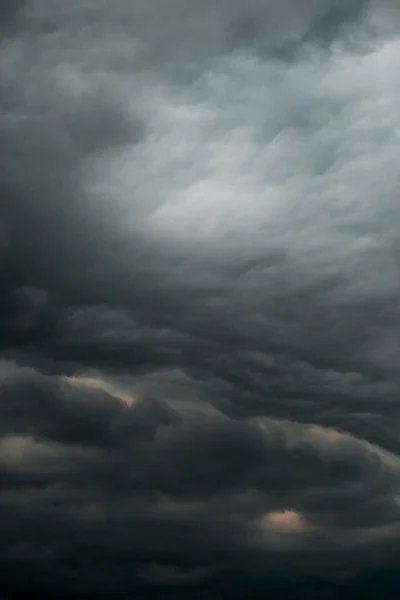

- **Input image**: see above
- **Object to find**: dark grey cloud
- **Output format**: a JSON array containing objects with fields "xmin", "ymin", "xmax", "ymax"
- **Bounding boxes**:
[
  {"xmin": 1, "ymin": 363, "xmax": 400, "ymax": 598},
  {"xmin": 0, "ymin": 0, "xmax": 26, "ymax": 33},
  {"xmin": 1, "ymin": 1, "xmax": 400, "ymax": 598}
]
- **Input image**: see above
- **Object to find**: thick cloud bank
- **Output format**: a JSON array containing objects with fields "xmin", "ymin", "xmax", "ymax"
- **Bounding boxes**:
[{"xmin": 1, "ymin": 1, "xmax": 400, "ymax": 598}]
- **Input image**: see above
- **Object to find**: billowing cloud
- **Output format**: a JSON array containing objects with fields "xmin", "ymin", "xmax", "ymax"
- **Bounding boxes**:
[{"xmin": 1, "ymin": 1, "xmax": 400, "ymax": 598}]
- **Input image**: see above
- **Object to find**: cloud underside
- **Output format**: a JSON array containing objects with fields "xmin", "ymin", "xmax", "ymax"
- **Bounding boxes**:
[{"xmin": 1, "ymin": 1, "xmax": 400, "ymax": 598}]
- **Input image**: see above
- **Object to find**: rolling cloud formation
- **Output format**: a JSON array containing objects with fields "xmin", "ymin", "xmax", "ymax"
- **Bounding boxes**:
[{"xmin": 1, "ymin": 1, "xmax": 400, "ymax": 598}]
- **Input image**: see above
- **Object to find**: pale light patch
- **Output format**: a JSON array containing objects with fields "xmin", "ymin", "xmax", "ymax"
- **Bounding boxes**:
[
  {"xmin": 259, "ymin": 419, "xmax": 400, "ymax": 473},
  {"xmin": 0, "ymin": 434, "xmax": 103, "ymax": 470},
  {"xmin": 67, "ymin": 375, "xmax": 136, "ymax": 406},
  {"xmin": 0, "ymin": 435, "xmax": 57, "ymax": 467},
  {"xmin": 307, "ymin": 424, "xmax": 346, "ymax": 447},
  {"xmin": 259, "ymin": 510, "xmax": 314, "ymax": 534},
  {"xmin": 307, "ymin": 424, "xmax": 400, "ymax": 472}
]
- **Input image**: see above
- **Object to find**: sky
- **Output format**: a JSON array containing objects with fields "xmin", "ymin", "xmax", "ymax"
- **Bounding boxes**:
[{"xmin": 1, "ymin": 1, "xmax": 400, "ymax": 598}]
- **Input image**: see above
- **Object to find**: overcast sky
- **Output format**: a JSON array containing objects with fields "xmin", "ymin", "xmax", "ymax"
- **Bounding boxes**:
[{"xmin": 1, "ymin": 1, "xmax": 400, "ymax": 598}]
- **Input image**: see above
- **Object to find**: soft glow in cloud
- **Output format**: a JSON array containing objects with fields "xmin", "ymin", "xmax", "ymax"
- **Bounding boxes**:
[
  {"xmin": 260, "ymin": 510, "xmax": 313, "ymax": 533},
  {"xmin": 67, "ymin": 375, "xmax": 136, "ymax": 405}
]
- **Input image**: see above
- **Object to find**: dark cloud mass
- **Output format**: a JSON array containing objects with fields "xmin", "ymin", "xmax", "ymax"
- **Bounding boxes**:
[{"xmin": 1, "ymin": 1, "xmax": 400, "ymax": 598}]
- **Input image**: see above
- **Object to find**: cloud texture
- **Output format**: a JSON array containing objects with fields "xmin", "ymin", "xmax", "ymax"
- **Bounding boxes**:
[{"xmin": 1, "ymin": 1, "xmax": 400, "ymax": 598}]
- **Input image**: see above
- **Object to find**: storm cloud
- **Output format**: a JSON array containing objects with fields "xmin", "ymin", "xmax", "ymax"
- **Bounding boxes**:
[{"xmin": 1, "ymin": 1, "xmax": 400, "ymax": 598}]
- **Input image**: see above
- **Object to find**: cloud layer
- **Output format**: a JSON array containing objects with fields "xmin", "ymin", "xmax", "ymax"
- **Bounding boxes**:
[{"xmin": 1, "ymin": 1, "xmax": 400, "ymax": 598}]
